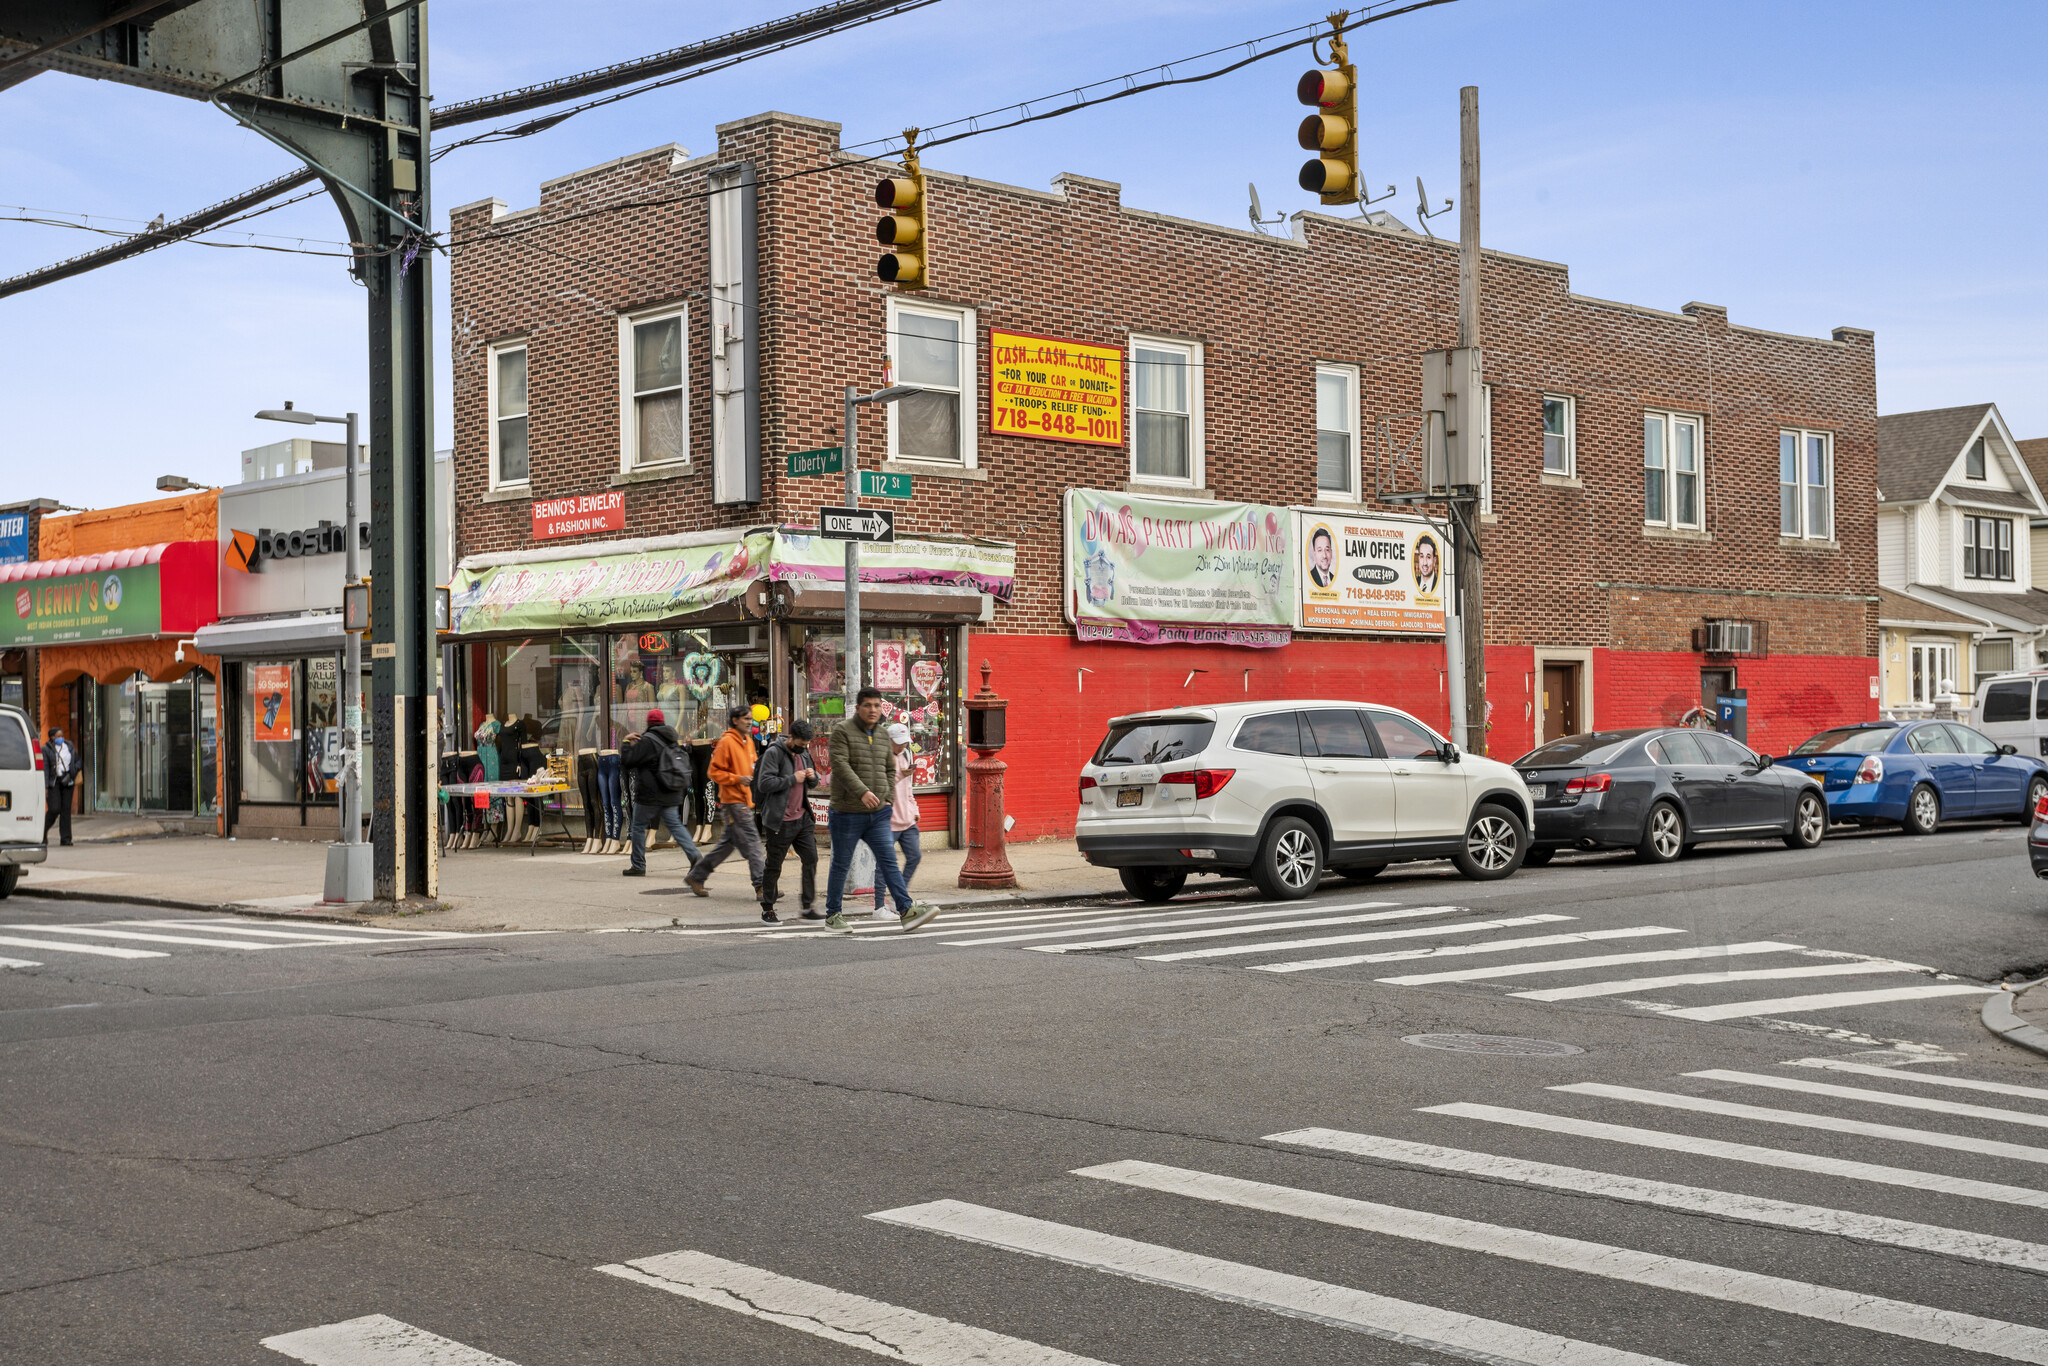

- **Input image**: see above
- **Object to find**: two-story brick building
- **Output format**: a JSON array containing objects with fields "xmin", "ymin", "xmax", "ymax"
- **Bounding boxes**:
[{"xmin": 444, "ymin": 110, "xmax": 1879, "ymax": 841}]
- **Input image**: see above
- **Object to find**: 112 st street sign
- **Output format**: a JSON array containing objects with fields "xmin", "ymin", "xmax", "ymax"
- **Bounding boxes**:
[{"xmin": 819, "ymin": 507, "xmax": 895, "ymax": 543}]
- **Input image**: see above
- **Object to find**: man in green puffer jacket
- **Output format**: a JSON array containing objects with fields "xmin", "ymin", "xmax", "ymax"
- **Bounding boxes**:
[{"xmin": 824, "ymin": 687, "xmax": 938, "ymax": 933}]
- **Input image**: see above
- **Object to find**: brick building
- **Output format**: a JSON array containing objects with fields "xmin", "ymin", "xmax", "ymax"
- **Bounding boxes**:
[{"xmin": 444, "ymin": 110, "xmax": 1878, "ymax": 841}]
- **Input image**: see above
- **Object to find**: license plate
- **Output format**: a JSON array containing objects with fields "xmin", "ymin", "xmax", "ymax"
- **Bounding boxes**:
[
  {"xmin": 0, "ymin": 791, "xmax": 9, "ymax": 810},
  {"xmin": 1528, "ymin": 784, "xmax": 1548, "ymax": 799},
  {"xmin": 1116, "ymin": 787, "xmax": 1143, "ymax": 808}
]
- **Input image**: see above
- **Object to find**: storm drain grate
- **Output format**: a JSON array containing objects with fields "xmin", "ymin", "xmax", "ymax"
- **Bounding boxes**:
[{"xmin": 1401, "ymin": 1033, "xmax": 1584, "ymax": 1057}]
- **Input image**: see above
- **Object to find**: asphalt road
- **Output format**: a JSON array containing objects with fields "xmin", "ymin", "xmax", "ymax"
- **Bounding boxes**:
[{"xmin": 4, "ymin": 817, "xmax": 2047, "ymax": 1365}]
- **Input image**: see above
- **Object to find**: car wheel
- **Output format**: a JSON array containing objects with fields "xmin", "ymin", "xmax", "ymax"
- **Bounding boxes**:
[
  {"xmin": 0, "ymin": 867, "xmax": 14, "ymax": 899},
  {"xmin": 1454, "ymin": 803, "xmax": 1527, "ymax": 881},
  {"xmin": 2020, "ymin": 775, "xmax": 2048, "ymax": 824},
  {"xmin": 1252, "ymin": 816, "xmax": 1323, "ymax": 900},
  {"xmin": 1903, "ymin": 783, "xmax": 1940, "ymax": 836},
  {"xmin": 1635, "ymin": 802, "xmax": 1686, "ymax": 863},
  {"xmin": 1118, "ymin": 867, "xmax": 1187, "ymax": 903},
  {"xmin": 1783, "ymin": 790, "xmax": 1827, "ymax": 849},
  {"xmin": 1339, "ymin": 863, "xmax": 1387, "ymax": 882},
  {"xmin": 1522, "ymin": 846, "xmax": 1555, "ymax": 867}
]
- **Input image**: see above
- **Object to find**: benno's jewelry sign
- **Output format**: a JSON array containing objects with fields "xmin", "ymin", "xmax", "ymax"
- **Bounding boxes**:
[
  {"xmin": 1294, "ymin": 509, "xmax": 1446, "ymax": 635},
  {"xmin": 532, "ymin": 490, "xmax": 625, "ymax": 541}
]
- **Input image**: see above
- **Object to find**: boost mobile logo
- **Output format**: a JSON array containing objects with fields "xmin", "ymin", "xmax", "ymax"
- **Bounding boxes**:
[{"xmin": 227, "ymin": 521, "xmax": 363, "ymax": 573}]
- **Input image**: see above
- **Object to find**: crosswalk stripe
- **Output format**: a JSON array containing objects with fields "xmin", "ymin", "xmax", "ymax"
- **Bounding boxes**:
[
  {"xmin": 1375, "ymin": 937, "xmax": 1785, "ymax": 986},
  {"xmin": 130, "ymin": 919, "xmax": 556, "ymax": 940},
  {"xmin": 860, "ymin": 900, "xmax": 1263, "ymax": 938},
  {"xmin": 0, "ymin": 924, "xmax": 298, "ymax": 950},
  {"xmin": 1513, "ymin": 959, "xmax": 1929, "ymax": 1002},
  {"xmin": 113, "ymin": 921, "xmax": 414, "ymax": 944},
  {"xmin": 1786, "ymin": 1057, "xmax": 2048, "ymax": 1103},
  {"xmin": 1075, "ymin": 1159, "xmax": 2048, "ymax": 1361},
  {"xmin": 1019, "ymin": 905, "xmax": 1478, "ymax": 955},
  {"xmin": 261, "ymin": 1313, "xmax": 519, "ymax": 1364},
  {"xmin": 1657, "ymin": 983, "xmax": 1993, "ymax": 1021},
  {"xmin": 0, "ymin": 954, "xmax": 41, "ymax": 968},
  {"xmin": 1420, "ymin": 1103, "xmax": 2048, "ymax": 1209},
  {"xmin": 1263, "ymin": 1129, "xmax": 2048, "ymax": 1272},
  {"xmin": 1553, "ymin": 1083, "xmax": 2048, "ymax": 1167},
  {"xmin": 1687, "ymin": 1068, "xmax": 2048, "ymax": 1131},
  {"xmin": 1249, "ymin": 927, "xmax": 1692, "ymax": 975},
  {"xmin": 946, "ymin": 899, "xmax": 1406, "ymax": 948},
  {"xmin": 0, "ymin": 933, "xmax": 165, "ymax": 959},
  {"xmin": 1138, "ymin": 913, "xmax": 1577, "ymax": 962},
  {"xmin": 869, "ymin": 1199, "xmax": 1684, "ymax": 1366},
  {"xmin": 598, "ymin": 1250, "xmax": 1115, "ymax": 1364}
]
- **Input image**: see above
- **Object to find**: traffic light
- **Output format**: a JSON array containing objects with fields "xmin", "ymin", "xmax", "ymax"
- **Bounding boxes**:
[
  {"xmin": 1296, "ymin": 19, "xmax": 1359, "ymax": 205},
  {"xmin": 875, "ymin": 128, "xmax": 928, "ymax": 288}
]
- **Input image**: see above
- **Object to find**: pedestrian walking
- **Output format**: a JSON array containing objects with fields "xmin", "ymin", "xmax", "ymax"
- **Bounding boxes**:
[
  {"xmin": 870, "ymin": 721, "xmax": 922, "ymax": 921},
  {"xmin": 42, "ymin": 726, "xmax": 76, "ymax": 847},
  {"xmin": 824, "ymin": 688, "xmax": 937, "ymax": 933},
  {"xmin": 617, "ymin": 708, "xmax": 703, "ymax": 877},
  {"xmin": 754, "ymin": 719, "xmax": 822, "ymax": 924},
  {"xmin": 687, "ymin": 708, "xmax": 766, "ymax": 897}
]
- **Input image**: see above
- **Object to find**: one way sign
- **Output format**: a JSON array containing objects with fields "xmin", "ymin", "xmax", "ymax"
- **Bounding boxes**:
[{"xmin": 819, "ymin": 506, "xmax": 895, "ymax": 543}]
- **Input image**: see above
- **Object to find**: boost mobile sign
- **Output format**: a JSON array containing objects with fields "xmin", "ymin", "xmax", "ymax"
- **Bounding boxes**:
[{"xmin": 1294, "ymin": 509, "xmax": 1446, "ymax": 635}]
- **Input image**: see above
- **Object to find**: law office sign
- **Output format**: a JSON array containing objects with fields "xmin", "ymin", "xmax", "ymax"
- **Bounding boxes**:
[{"xmin": 1293, "ymin": 508, "xmax": 1446, "ymax": 635}]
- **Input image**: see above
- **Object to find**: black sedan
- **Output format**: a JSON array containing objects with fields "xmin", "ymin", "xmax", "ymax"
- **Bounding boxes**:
[{"xmin": 1514, "ymin": 727, "xmax": 1827, "ymax": 864}]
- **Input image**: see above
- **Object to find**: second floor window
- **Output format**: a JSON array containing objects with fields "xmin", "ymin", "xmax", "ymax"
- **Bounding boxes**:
[
  {"xmin": 1542, "ymin": 395, "xmax": 1574, "ymax": 475},
  {"xmin": 890, "ymin": 302, "xmax": 972, "ymax": 464},
  {"xmin": 1964, "ymin": 515, "xmax": 2013, "ymax": 581},
  {"xmin": 1780, "ymin": 429, "xmax": 1833, "ymax": 539},
  {"xmin": 1315, "ymin": 364, "xmax": 1358, "ymax": 498},
  {"xmin": 1966, "ymin": 436, "xmax": 1987, "ymax": 480},
  {"xmin": 490, "ymin": 343, "xmax": 528, "ymax": 486},
  {"xmin": 626, "ymin": 309, "xmax": 686, "ymax": 467},
  {"xmin": 1132, "ymin": 337, "xmax": 1200, "ymax": 485},
  {"xmin": 1643, "ymin": 410, "xmax": 1703, "ymax": 530}
]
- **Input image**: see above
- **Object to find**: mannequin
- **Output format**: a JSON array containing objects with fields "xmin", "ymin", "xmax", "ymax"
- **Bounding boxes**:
[{"xmin": 597, "ymin": 746, "xmax": 623, "ymax": 854}]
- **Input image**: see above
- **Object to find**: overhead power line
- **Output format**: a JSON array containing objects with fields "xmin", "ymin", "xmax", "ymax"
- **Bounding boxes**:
[{"xmin": 0, "ymin": 0, "xmax": 939, "ymax": 300}]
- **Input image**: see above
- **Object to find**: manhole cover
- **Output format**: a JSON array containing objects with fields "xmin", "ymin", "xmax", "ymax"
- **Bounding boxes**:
[{"xmin": 1401, "ymin": 1033, "xmax": 1583, "ymax": 1057}]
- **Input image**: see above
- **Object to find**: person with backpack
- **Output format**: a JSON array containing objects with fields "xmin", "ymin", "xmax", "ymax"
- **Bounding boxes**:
[
  {"xmin": 618, "ymin": 708, "xmax": 702, "ymax": 878},
  {"xmin": 752, "ymin": 719, "xmax": 822, "ymax": 924},
  {"xmin": 685, "ymin": 707, "xmax": 766, "ymax": 897}
]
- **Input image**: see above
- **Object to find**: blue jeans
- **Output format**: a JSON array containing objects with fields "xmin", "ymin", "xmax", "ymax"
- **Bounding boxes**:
[
  {"xmin": 872, "ymin": 825, "xmax": 921, "ymax": 909},
  {"xmin": 827, "ymin": 807, "xmax": 910, "ymax": 916},
  {"xmin": 629, "ymin": 801, "xmax": 703, "ymax": 872}
]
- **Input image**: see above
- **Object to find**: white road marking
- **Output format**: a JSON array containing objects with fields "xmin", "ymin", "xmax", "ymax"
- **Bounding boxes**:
[
  {"xmin": 0, "ymin": 924, "xmax": 304, "ymax": 950},
  {"xmin": 1021, "ymin": 906, "xmax": 1483, "ymax": 955},
  {"xmin": 1786, "ymin": 1057, "xmax": 2048, "ymax": 1103},
  {"xmin": 1514, "ymin": 960, "xmax": 1929, "ymax": 1002},
  {"xmin": 1077, "ymin": 1159, "xmax": 2048, "ymax": 1361},
  {"xmin": 261, "ymin": 1313, "xmax": 520, "ymax": 1364},
  {"xmin": 1375, "ymin": 938, "xmax": 1791, "ymax": 986},
  {"xmin": 1264, "ymin": 1128, "xmax": 2048, "ymax": 1272},
  {"xmin": 136, "ymin": 919, "xmax": 557, "ymax": 940},
  {"xmin": 1422, "ymin": 1103, "xmax": 2048, "ymax": 1210},
  {"xmin": 0, "ymin": 954, "xmax": 41, "ymax": 968},
  {"xmin": 869, "ymin": 1199, "xmax": 1684, "ymax": 1366},
  {"xmin": 1141, "ymin": 913, "xmax": 1579, "ymax": 962},
  {"xmin": 1554, "ymin": 1083, "xmax": 2048, "ymax": 1167},
  {"xmin": 1687, "ymin": 1068, "xmax": 2048, "ymax": 1131},
  {"xmin": 1250, "ymin": 927, "xmax": 1692, "ymax": 975},
  {"xmin": 1658, "ymin": 983, "xmax": 1993, "ymax": 1021},
  {"xmin": 598, "ymin": 1249, "xmax": 1115, "ymax": 1364},
  {"xmin": 0, "ymin": 934, "xmax": 165, "ymax": 959},
  {"xmin": 113, "ymin": 921, "xmax": 423, "ymax": 944},
  {"xmin": 848, "ymin": 900, "xmax": 1269, "ymax": 938},
  {"xmin": 949, "ymin": 899, "xmax": 1406, "ymax": 948}
]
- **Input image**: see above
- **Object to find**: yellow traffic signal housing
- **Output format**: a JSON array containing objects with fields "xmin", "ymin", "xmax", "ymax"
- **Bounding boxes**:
[
  {"xmin": 1296, "ymin": 20, "xmax": 1359, "ymax": 205},
  {"xmin": 875, "ymin": 129, "xmax": 928, "ymax": 288}
]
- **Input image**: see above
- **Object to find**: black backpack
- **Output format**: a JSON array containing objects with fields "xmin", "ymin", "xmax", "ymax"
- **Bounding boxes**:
[{"xmin": 651, "ymin": 734, "xmax": 692, "ymax": 796}]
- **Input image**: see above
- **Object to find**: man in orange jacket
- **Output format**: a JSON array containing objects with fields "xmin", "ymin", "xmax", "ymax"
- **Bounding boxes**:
[{"xmin": 686, "ymin": 708, "xmax": 766, "ymax": 897}]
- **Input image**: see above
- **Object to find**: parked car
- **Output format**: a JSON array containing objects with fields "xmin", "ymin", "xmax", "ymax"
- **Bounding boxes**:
[
  {"xmin": 2031, "ymin": 790, "xmax": 2048, "ymax": 880},
  {"xmin": 1075, "ymin": 700, "xmax": 1532, "ymax": 901},
  {"xmin": 1514, "ymin": 727, "xmax": 1826, "ymax": 864},
  {"xmin": 0, "ymin": 703, "xmax": 48, "ymax": 898},
  {"xmin": 1972, "ymin": 671, "xmax": 2048, "ymax": 759},
  {"xmin": 1790, "ymin": 719, "xmax": 2048, "ymax": 834}
]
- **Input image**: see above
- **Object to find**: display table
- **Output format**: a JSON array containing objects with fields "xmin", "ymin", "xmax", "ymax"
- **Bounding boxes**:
[{"xmin": 440, "ymin": 781, "xmax": 573, "ymax": 855}]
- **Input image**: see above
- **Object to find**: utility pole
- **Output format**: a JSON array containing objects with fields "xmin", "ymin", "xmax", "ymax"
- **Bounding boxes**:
[{"xmin": 1455, "ymin": 85, "xmax": 1487, "ymax": 754}]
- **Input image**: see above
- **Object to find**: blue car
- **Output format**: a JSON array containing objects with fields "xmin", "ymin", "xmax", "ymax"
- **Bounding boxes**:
[{"xmin": 1789, "ymin": 720, "xmax": 2048, "ymax": 835}]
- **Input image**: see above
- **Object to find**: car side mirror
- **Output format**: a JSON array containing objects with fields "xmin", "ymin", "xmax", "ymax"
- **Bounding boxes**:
[
  {"xmin": 1750, "ymin": 753, "xmax": 1773, "ymax": 770},
  {"xmin": 1437, "ymin": 741, "xmax": 1460, "ymax": 764},
  {"xmin": 1999, "ymin": 743, "xmax": 2019, "ymax": 756}
]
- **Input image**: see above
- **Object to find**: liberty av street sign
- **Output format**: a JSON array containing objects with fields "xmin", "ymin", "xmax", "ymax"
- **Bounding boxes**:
[{"xmin": 820, "ymin": 507, "xmax": 895, "ymax": 543}]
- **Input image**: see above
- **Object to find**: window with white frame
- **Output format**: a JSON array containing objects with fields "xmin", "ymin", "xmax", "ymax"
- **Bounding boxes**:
[
  {"xmin": 1480, "ymin": 383, "xmax": 1494, "ymax": 514},
  {"xmin": 1131, "ymin": 336, "xmax": 1201, "ymax": 485},
  {"xmin": 1542, "ymin": 394, "xmax": 1575, "ymax": 475},
  {"xmin": 1977, "ymin": 637, "xmax": 2016, "ymax": 677},
  {"xmin": 1643, "ymin": 409, "xmax": 1704, "ymax": 529},
  {"xmin": 1966, "ymin": 436, "xmax": 1987, "ymax": 481},
  {"xmin": 488, "ymin": 342, "xmax": 529, "ymax": 487},
  {"xmin": 888, "ymin": 300, "xmax": 974, "ymax": 465},
  {"xmin": 1315, "ymin": 364, "xmax": 1358, "ymax": 498},
  {"xmin": 621, "ymin": 306, "xmax": 686, "ymax": 468},
  {"xmin": 1779, "ymin": 428, "xmax": 1833, "ymax": 539},
  {"xmin": 1910, "ymin": 641, "xmax": 1957, "ymax": 703},
  {"xmin": 1964, "ymin": 515, "xmax": 2014, "ymax": 581}
]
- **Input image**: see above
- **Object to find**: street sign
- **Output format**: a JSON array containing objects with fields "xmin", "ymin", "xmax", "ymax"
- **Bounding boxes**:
[
  {"xmin": 820, "ymin": 506, "xmax": 895, "ymax": 543},
  {"xmin": 859, "ymin": 471, "xmax": 913, "ymax": 499},
  {"xmin": 786, "ymin": 446, "xmax": 843, "ymax": 478}
]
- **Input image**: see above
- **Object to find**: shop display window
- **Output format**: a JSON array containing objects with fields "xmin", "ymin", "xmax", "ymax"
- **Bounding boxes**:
[
  {"xmin": 609, "ymin": 630, "xmax": 730, "ymax": 744},
  {"xmin": 304, "ymin": 657, "xmax": 341, "ymax": 802},
  {"xmin": 239, "ymin": 659, "xmax": 300, "ymax": 804},
  {"xmin": 95, "ymin": 678, "xmax": 140, "ymax": 811},
  {"xmin": 791, "ymin": 623, "xmax": 957, "ymax": 788}
]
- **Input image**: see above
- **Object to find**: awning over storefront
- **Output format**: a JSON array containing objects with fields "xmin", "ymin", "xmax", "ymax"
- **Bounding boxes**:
[
  {"xmin": 0, "ymin": 540, "xmax": 217, "ymax": 646},
  {"xmin": 448, "ymin": 528, "xmax": 1015, "ymax": 637},
  {"xmin": 194, "ymin": 613, "xmax": 345, "ymax": 658}
]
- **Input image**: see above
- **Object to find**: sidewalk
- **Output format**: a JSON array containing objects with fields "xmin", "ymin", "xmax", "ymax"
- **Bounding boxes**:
[{"xmin": 12, "ymin": 816, "xmax": 1130, "ymax": 931}]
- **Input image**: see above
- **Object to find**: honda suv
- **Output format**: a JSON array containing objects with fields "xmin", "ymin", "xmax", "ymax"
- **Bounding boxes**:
[{"xmin": 1075, "ymin": 700, "xmax": 1533, "ymax": 901}]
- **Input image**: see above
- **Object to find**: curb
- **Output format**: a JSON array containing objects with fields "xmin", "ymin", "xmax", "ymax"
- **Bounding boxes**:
[
  {"xmin": 11, "ymin": 884, "xmax": 421, "ymax": 928},
  {"xmin": 1981, "ymin": 988, "xmax": 2048, "ymax": 1060}
]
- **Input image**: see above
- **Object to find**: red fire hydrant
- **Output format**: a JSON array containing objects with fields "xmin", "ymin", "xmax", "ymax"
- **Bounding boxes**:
[{"xmin": 959, "ymin": 660, "xmax": 1017, "ymax": 889}]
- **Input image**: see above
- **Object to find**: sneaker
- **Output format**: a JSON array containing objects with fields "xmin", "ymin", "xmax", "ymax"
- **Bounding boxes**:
[
  {"xmin": 685, "ymin": 877, "xmax": 709, "ymax": 897},
  {"xmin": 868, "ymin": 906, "xmax": 894, "ymax": 922},
  {"xmin": 899, "ymin": 903, "xmax": 941, "ymax": 933},
  {"xmin": 621, "ymin": 867, "xmax": 646, "ymax": 878},
  {"xmin": 760, "ymin": 909, "xmax": 780, "ymax": 924},
  {"xmin": 824, "ymin": 912, "xmax": 854, "ymax": 934},
  {"xmin": 800, "ymin": 909, "xmax": 826, "ymax": 920}
]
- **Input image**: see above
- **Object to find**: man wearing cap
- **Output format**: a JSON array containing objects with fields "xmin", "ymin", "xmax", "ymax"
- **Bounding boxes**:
[
  {"xmin": 824, "ymin": 688, "xmax": 938, "ymax": 933},
  {"xmin": 753, "ymin": 719, "xmax": 821, "ymax": 924},
  {"xmin": 617, "ymin": 708, "xmax": 701, "ymax": 877},
  {"xmin": 687, "ymin": 707, "xmax": 766, "ymax": 897},
  {"xmin": 869, "ymin": 720, "xmax": 922, "ymax": 920}
]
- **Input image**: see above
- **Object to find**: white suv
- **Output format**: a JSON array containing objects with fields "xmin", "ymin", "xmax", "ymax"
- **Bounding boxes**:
[
  {"xmin": 1075, "ymin": 700, "xmax": 1533, "ymax": 901},
  {"xmin": 0, "ymin": 704, "xmax": 47, "ymax": 899}
]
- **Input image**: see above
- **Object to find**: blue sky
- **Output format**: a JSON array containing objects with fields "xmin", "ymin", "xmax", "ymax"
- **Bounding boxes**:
[{"xmin": 2, "ymin": 0, "xmax": 2042, "ymax": 509}]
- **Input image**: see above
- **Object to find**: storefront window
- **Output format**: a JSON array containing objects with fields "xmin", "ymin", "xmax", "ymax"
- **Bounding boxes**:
[
  {"xmin": 611, "ymin": 630, "xmax": 730, "ymax": 744},
  {"xmin": 481, "ymin": 637, "xmax": 601, "ymax": 808},
  {"xmin": 240, "ymin": 659, "xmax": 300, "ymax": 804},
  {"xmin": 305, "ymin": 656, "xmax": 341, "ymax": 803},
  {"xmin": 791, "ymin": 623, "xmax": 957, "ymax": 787},
  {"xmin": 96, "ymin": 678, "xmax": 140, "ymax": 811}
]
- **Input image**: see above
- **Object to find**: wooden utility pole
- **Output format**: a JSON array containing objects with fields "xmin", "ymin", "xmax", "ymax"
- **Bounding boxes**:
[{"xmin": 1456, "ymin": 85, "xmax": 1487, "ymax": 753}]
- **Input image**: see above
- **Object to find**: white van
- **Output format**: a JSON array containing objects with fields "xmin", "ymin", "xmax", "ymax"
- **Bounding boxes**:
[
  {"xmin": 1971, "ymin": 671, "xmax": 2048, "ymax": 758},
  {"xmin": 0, "ymin": 704, "xmax": 47, "ymax": 898}
]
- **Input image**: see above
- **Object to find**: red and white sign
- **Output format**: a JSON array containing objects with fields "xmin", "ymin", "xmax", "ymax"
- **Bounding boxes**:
[{"xmin": 531, "ymin": 490, "xmax": 625, "ymax": 541}]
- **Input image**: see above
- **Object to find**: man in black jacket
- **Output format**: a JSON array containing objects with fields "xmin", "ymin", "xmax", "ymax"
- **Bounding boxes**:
[
  {"xmin": 753, "ymin": 719, "xmax": 822, "ymax": 923},
  {"xmin": 42, "ymin": 726, "xmax": 78, "ymax": 846},
  {"xmin": 617, "ymin": 708, "xmax": 703, "ymax": 877}
]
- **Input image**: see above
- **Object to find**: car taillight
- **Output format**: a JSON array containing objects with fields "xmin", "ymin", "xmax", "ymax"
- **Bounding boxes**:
[
  {"xmin": 1161, "ymin": 768, "xmax": 1235, "ymax": 799},
  {"xmin": 32, "ymin": 748, "xmax": 44, "ymax": 771},
  {"xmin": 1854, "ymin": 756, "xmax": 1883, "ymax": 785},
  {"xmin": 1079, "ymin": 775, "xmax": 1097, "ymax": 800},
  {"xmin": 1563, "ymin": 772, "xmax": 1612, "ymax": 795},
  {"xmin": 2033, "ymin": 792, "xmax": 2048, "ymax": 822}
]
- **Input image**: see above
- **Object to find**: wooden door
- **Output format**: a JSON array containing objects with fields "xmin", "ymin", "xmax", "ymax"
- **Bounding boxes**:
[{"xmin": 1542, "ymin": 663, "xmax": 1581, "ymax": 743}]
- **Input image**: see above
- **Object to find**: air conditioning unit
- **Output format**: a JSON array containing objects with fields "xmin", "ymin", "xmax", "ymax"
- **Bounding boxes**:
[{"xmin": 1692, "ymin": 618, "xmax": 1767, "ymax": 657}]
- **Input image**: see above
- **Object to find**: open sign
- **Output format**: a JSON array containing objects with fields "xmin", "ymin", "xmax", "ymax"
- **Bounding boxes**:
[{"xmin": 638, "ymin": 631, "xmax": 671, "ymax": 654}]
